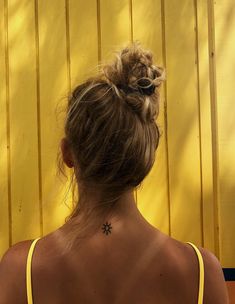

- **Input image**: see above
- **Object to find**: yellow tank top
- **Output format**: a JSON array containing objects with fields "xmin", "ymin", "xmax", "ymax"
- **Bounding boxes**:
[{"xmin": 26, "ymin": 239, "xmax": 204, "ymax": 304}]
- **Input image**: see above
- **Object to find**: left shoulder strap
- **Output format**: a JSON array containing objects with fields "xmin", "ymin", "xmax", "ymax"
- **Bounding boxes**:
[{"xmin": 26, "ymin": 238, "xmax": 41, "ymax": 304}]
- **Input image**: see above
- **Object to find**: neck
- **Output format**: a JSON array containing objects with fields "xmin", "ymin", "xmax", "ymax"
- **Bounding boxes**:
[
  {"xmin": 83, "ymin": 189, "xmax": 141, "ymax": 220},
  {"xmin": 62, "ymin": 189, "xmax": 145, "ymax": 236},
  {"xmin": 55, "ymin": 188, "xmax": 158, "ymax": 254}
]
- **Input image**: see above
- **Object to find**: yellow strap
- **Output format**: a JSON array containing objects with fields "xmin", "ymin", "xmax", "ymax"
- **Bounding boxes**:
[
  {"xmin": 187, "ymin": 242, "xmax": 204, "ymax": 304},
  {"xmin": 26, "ymin": 238, "xmax": 41, "ymax": 304},
  {"xmin": 25, "ymin": 239, "xmax": 204, "ymax": 304}
]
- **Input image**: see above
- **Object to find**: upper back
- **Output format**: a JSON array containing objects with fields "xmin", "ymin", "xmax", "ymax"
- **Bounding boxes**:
[
  {"xmin": 0, "ymin": 222, "xmax": 228, "ymax": 304},
  {"xmin": 24, "ymin": 229, "xmax": 199, "ymax": 304}
]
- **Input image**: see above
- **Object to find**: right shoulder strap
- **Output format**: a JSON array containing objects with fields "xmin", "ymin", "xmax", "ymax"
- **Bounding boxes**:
[
  {"xmin": 186, "ymin": 242, "xmax": 204, "ymax": 304},
  {"xmin": 26, "ymin": 238, "xmax": 41, "ymax": 304}
]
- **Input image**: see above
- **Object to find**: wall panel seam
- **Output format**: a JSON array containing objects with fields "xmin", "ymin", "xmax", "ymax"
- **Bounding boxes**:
[
  {"xmin": 207, "ymin": 0, "xmax": 220, "ymax": 260},
  {"xmin": 96, "ymin": 0, "xmax": 101, "ymax": 63},
  {"xmin": 4, "ymin": 0, "xmax": 12, "ymax": 247},
  {"xmin": 34, "ymin": 0, "xmax": 43, "ymax": 237},
  {"xmin": 193, "ymin": 0, "xmax": 204, "ymax": 247},
  {"xmin": 65, "ymin": 0, "xmax": 71, "ymax": 93},
  {"xmin": 129, "ymin": 0, "xmax": 133, "ymax": 43},
  {"xmin": 160, "ymin": 0, "xmax": 171, "ymax": 237}
]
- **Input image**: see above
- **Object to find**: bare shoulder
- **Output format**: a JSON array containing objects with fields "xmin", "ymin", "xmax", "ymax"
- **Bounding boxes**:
[
  {"xmin": 169, "ymin": 238, "xmax": 229, "ymax": 304},
  {"xmin": 197, "ymin": 246, "xmax": 229, "ymax": 304},
  {"xmin": 160, "ymin": 237, "xmax": 229, "ymax": 303},
  {"xmin": 0, "ymin": 240, "xmax": 33, "ymax": 304},
  {"xmin": 0, "ymin": 240, "xmax": 33, "ymax": 262}
]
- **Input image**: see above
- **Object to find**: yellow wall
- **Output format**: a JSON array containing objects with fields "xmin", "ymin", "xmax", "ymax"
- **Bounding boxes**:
[{"xmin": 0, "ymin": 0, "xmax": 234, "ymax": 268}]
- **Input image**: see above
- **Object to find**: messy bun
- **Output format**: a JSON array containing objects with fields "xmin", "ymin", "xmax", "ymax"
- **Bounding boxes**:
[
  {"xmin": 58, "ymin": 41, "xmax": 165, "ymax": 250},
  {"xmin": 102, "ymin": 42, "xmax": 165, "ymax": 122}
]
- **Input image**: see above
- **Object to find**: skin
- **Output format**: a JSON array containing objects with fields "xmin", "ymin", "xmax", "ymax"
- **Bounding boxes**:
[{"xmin": 0, "ymin": 138, "xmax": 229, "ymax": 304}]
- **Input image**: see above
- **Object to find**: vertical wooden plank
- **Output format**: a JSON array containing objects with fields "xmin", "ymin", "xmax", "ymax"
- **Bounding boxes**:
[
  {"xmin": 58, "ymin": 0, "xmax": 99, "ymax": 216},
  {"xmin": 0, "ymin": 0, "xmax": 9, "ymax": 256},
  {"xmin": 214, "ymin": 0, "xmax": 235, "ymax": 267},
  {"xmin": 69, "ymin": 0, "xmax": 99, "ymax": 86},
  {"xmin": 132, "ymin": 0, "xmax": 170, "ymax": 235},
  {"xmin": 100, "ymin": 0, "xmax": 131, "ymax": 60},
  {"xmin": 196, "ymin": 0, "xmax": 215, "ymax": 253},
  {"xmin": 38, "ymin": 0, "xmax": 71, "ymax": 234},
  {"xmin": 7, "ymin": 0, "xmax": 40, "ymax": 243},
  {"xmin": 164, "ymin": 0, "xmax": 202, "ymax": 244}
]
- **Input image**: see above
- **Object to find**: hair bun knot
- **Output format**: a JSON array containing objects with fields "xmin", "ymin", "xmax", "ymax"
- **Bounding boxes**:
[
  {"xmin": 136, "ymin": 78, "xmax": 155, "ymax": 96},
  {"xmin": 116, "ymin": 78, "xmax": 156, "ymax": 96}
]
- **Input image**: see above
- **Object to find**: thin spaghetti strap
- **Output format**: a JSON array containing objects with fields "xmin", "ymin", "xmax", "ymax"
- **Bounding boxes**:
[
  {"xmin": 187, "ymin": 242, "xmax": 205, "ymax": 304},
  {"xmin": 26, "ymin": 238, "xmax": 41, "ymax": 304}
]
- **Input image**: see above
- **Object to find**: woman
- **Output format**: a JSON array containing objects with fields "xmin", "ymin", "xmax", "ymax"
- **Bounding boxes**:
[{"xmin": 0, "ymin": 42, "xmax": 228, "ymax": 303}]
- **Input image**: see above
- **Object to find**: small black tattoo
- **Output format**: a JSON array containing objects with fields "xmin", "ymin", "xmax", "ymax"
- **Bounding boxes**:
[{"xmin": 102, "ymin": 221, "xmax": 112, "ymax": 235}]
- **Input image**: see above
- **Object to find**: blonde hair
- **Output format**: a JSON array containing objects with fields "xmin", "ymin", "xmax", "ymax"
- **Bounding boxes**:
[{"xmin": 57, "ymin": 41, "xmax": 165, "ymax": 251}]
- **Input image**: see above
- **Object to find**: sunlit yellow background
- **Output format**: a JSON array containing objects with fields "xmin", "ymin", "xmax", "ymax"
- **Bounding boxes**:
[{"xmin": 0, "ymin": 0, "xmax": 234, "ymax": 268}]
